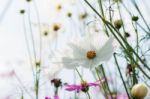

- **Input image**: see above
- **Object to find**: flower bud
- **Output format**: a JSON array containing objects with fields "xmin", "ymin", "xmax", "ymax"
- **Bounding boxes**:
[
  {"xmin": 43, "ymin": 31, "xmax": 48, "ymax": 36},
  {"xmin": 26, "ymin": 0, "xmax": 32, "ymax": 2},
  {"xmin": 114, "ymin": 19, "xmax": 123, "ymax": 29},
  {"xmin": 125, "ymin": 32, "xmax": 130, "ymax": 38},
  {"xmin": 131, "ymin": 83, "xmax": 148, "ymax": 99},
  {"xmin": 67, "ymin": 12, "xmax": 72, "ymax": 18},
  {"xmin": 20, "ymin": 10, "xmax": 25, "ymax": 14},
  {"xmin": 51, "ymin": 78, "xmax": 62, "ymax": 88},
  {"xmin": 132, "ymin": 16, "xmax": 139, "ymax": 21},
  {"xmin": 36, "ymin": 61, "xmax": 40, "ymax": 66},
  {"xmin": 114, "ymin": 0, "xmax": 122, "ymax": 3}
]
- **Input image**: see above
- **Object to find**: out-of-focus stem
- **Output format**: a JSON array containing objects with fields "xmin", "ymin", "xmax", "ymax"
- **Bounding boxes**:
[{"xmin": 114, "ymin": 53, "xmax": 131, "ymax": 99}]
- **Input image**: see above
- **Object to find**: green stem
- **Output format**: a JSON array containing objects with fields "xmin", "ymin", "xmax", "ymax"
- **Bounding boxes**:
[
  {"xmin": 97, "ymin": 0, "xmax": 109, "ymax": 36},
  {"xmin": 107, "ymin": 22, "xmax": 150, "ymax": 71},
  {"xmin": 122, "ymin": 2, "xmax": 150, "ymax": 35},
  {"xmin": 114, "ymin": 53, "xmax": 131, "ymax": 99},
  {"xmin": 86, "ymin": 92, "xmax": 91, "ymax": 99},
  {"xmin": 106, "ymin": 24, "xmax": 150, "ymax": 79},
  {"xmin": 75, "ymin": 68, "xmax": 91, "ymax": 99},
  {"xmin": 33, "ymin": 0, "xmax": 42, "ymax": 62},
  {"xmin": 35, "ymin": 77, "xmax": 39, "ymax": 99},
  {"xmin": 116, "ymin": 1, "xmax": 126, "ymax": 34},
  {"xmin": 55, "ymin": 88, "xmax": 58, "ymax": 96},
  {"xmin": 100, "ymin": 65, "xmax": 112, "ymax": 99},
  {"xmin": 27, "ymin": 3, "xmax": 37, "ymax": 63},
  {"xmin": 131, "ymin": 0, "xmax": 150, "ymax": 32},
  {"xmin": 84, "ymin": 0, "xmax": 149, "ymax": 71},
  {"xmin": 75, "ymin": 68, "xmax": 84, "ymax": 81},
  {"xmin": 73, "ymin": 70, "xmax": 77, "ymax": 99},
  {"xmin": 95, "ymin": 67, "xmax": 107, "ymax": 97},
  {"xmin": 22, "ymin": 14, "xmax": 35, "ymax": 78}
]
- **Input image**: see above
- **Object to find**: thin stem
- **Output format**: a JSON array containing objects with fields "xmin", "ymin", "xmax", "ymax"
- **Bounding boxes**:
[
  {"xmin": 14, "ymin": 74, "xmax": 34, "ymax": 98},
  {"xmin": 107, "ymin": 22, "xmax": 150, "ymax": 71},
  {"xmin": 73, "ymin": 70, "xmax": 77, "ymax": 99},
  {"xmin": 33, "ymin": 0, "xmax": 42, "ymax": 63},
  {"xmin": 86, "ymin": 92, "xmax": 91, "ymax": 99},
  {"xmin": 75, "ymin": 67, "xmax": 84, "ymax": 81},
  {"xmin": 75, "ymin": 68, "xmax": 91, "ymax": 99},
  {"xmin": 84, "ymin": 0, "xmax": 150, "ymax": 72},
  {"xmin": 122, "ymin": 2, "xmax": 150, "ymax": 35},
  {"xmin": 95, "ymin": 67, "xmax": 107, "ymax": 97},
  {"xmin": 27, "ymin": 4, "xmax": 37, "ymax": 63},
  {"xmin": 132, "ymin": 21, "xmax": 139, "ymax": 62},
  {"xmin": 106, "ymin": 24, "xmax": 150, "ymax": 79},
  {"xmin": 27, "ymin": 3, "xmax": 39, "ymax": 99},
  {"xmin": 97, "ymin": 0, "xmax": 109, "ymax": 36},
  {"xmin": 100, "ymin": 65, "xmax": 112, "ymax": 99},
  {"xmin": 55, "ymin": 88, "xmax": 58, "ymax": 96},
  {"xmin": 0, "ymin": 0, "xmax": 13, "ymax": 23},
  {"xmin": 114, "ymin": 53, "xmax": 131, "ymax": 99},
  {"xmin": 22, "ymin": 14, "xmax": 35, "ymax": 78},
  {"xmin": 131, "ymin": 0, "xmax": 150, "ymax": 32},
  {"xmin": 116, "ymin": 1, "xmax": 126, "ymax": 34}
]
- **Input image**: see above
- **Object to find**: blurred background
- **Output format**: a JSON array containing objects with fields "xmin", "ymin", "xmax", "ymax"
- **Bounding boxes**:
[{"xmin": 0, "ymin": 0, "xmax": 150, "ymax": 99}]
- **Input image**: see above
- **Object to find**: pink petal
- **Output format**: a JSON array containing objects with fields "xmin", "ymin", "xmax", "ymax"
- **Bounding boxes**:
[
  {"xmin": 54, "ymin": 96, "xmax": 60, "ymax": 99},
  {"xmin": 65, "ymin": 84, "xmax": 82, "ymax": 92},
  {"xmin": 88, "ymin": 82, "xmax": 99, "ymax": 87},
  {"xmin": 88, "ymin": 80, "xmax": 101, "ymax": 87},
  {"xmin": 45, "ymin": 96, "xmax": 51, "ymax": 99},
  {"xmin": 107, "ymin": 94, "xmax": 128, "ymax": 99},
  {"xmin": 117, "ymin": 94, "xmax": 128, "ymax": 99}
]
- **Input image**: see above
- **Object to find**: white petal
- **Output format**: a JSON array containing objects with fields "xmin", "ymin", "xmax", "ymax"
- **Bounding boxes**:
[
  {"xmin": 68, "ymin": 43, "xmax": 86, "ymax": 58},
  {"xmin": 97, "ymin": 36, "xmax": 115, "ymax": 61},
  {"xmin": 42, "ymin": 64, "xmax": 63, "ymax": 80}
]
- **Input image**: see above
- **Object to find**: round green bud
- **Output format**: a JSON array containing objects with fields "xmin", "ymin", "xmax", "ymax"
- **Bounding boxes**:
[
  {"xmin": 114, "ymin": 19, "xmax": 123, "ymax": 29},
  {"xmin": 20, "ymin": 10, "xmax": 25, "ymax": 14},
  {"xmin": 132, "ymin": 16, "xmax": 139, "ymax": 21}
]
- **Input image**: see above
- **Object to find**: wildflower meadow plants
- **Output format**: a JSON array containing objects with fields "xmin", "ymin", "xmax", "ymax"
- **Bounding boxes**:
[{"xmin": 1, "ymin": 0, "xmax": 150, "ymax": 99}]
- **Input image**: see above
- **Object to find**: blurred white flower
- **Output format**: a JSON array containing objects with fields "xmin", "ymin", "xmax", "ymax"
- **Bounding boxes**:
[
  {"xmin": 42, "ymin": 64, "xmax": 63, "ymax": 80},
  {"xmin": 42, "ymin": 53, "xmax": 64, "ymax": 80},
  {"xmin": 43, "ymin": 0, "xmax": 76, "ymax": 18},
  {"xmin": 59, "ymin": 33, "xmax": 116, "ymax": 69},
  {"xmin": 33, "ymin": 22, "xmax": 64, "ymax": 41}
]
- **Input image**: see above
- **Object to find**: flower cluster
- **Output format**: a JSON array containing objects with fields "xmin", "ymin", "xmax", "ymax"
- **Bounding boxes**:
[{"xmin": 1, "ymin": 0, "xmax": 150, "ymax": 99}]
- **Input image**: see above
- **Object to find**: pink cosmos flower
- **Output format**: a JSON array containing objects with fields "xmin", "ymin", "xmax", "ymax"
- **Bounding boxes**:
[
  {"xmin": 107, "ymin": 93, "xmax": 128, "ymax": 99},
  {"xmin": 0, "ymin": 70, "xmax": 15, "ymax": 78},
  {"xmin": 65, "ymin": 80, "xmax": 101, "ymax": 93},
  {"xmin": 45, "ymin": 96, "xmax": 60, "ymax": 99}
]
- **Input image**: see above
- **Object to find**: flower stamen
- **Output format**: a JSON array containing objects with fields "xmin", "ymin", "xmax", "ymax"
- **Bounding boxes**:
[{"xmin": 86, "ymin": 51, "xmax": 96, "ymax": 59}]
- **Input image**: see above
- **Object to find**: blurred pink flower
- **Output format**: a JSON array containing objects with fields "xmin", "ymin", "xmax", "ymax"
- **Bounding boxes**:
[
  {"xmin": 45, "ymin": 96, "xmax": 51, "ymax": 99},
  {"xmin": 107, "ymin": 93, "xmax": 128, "ymax": 99},
  {"xmin": 54, "ymin": 96, "xmax": 60, "ymax": 99},
  {"xmin": 4, "ymin": 96, "xmax": 11, "ymax": 99},
  {"xmin": 65, "ymin": 80, "xmax": 100, "ymax": 93},
  {"xmin": 45, "ymin": 96, "xmax": 60, "ymax": 99},
  {"xmin": 0, "ymin": 70, "xmax": 15, "ymax": 78}
]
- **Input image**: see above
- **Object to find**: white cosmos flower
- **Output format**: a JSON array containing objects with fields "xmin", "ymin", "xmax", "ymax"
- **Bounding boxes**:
[
  {"xmin": 60, "ymin": 33, "xmax": 116, "ymax": 69},
  {"xmin": 42, "ymin": 64, "xmax": 63, "ymax": 80},
  {"xmin": 42, "ymin": 51, "xmax": 64, "ymax": 80}
]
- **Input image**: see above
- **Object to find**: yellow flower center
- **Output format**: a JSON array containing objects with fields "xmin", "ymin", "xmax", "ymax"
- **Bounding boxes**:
[
  {"xmin": 86, "ymin": 51, "xmax": 96, "ymax": 59},
  {"xmin": 56, "ymin": 5, "xmax": 62, "ymax": 11},
  {"xmin": 81, "ymin": 80, "xmax": 89, "ymax": 92},
  {"xmin": 81, "ymin": 80, "xmax": 87, "ymax": 87},
  {"xmin": 79, "ymin": 13, "xmax": 87, "ymax": 20},
  {"xmin": 53, "ymin": 24, "xmax": 60, "ymax": 32}
]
